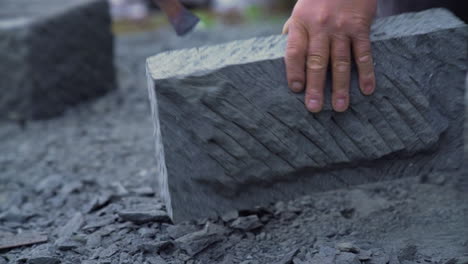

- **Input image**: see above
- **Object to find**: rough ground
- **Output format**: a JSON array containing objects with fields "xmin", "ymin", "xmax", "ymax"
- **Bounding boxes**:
[{"xmin": 1, "ymin": 25, "xmax": 467, "ymax": 264}]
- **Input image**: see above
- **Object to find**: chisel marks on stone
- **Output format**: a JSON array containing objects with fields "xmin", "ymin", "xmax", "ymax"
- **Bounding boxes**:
[{"xmin": 147, "ymin": 8, "xmax": 466, "ymax": 222}]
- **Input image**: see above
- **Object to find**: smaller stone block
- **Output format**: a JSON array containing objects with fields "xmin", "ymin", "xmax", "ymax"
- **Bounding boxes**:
[{"xmin": 0, "ymin": 0, "xmax": 115, "ymax": 120}]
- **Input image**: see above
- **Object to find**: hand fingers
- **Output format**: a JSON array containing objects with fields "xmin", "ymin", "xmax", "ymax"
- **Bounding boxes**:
[
  {"xmin": 331, "ymin": 35, "xmax": 351, "ymax": 112},
  {"xmin": 352, "ymin": 34, "xmax": 375, "ymax": 95},
  {"xmin": 285, "ymin": 19, "xmax": 308, "ymax": 93},
  {"xmin": 305, "ymin": 34, "xmax": 329, "ymax": 113}
]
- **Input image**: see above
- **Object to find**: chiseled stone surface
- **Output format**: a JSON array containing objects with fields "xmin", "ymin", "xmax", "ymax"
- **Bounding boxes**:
[
  {"xmin": 146, "ymin": 9, "xmax": 467, "ymax": 222},
  {"xmin": 0, "ymin": 0, "xmax": 115, "ymax": 120}
]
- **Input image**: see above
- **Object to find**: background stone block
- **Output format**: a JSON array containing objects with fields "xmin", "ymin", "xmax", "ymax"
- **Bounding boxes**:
[
  {"xmin": 0, "ymin": 0, "xmax": 115, "ymax": 120},
  {"xmin": 146, "ymin": 9, "xmax": 467, "ymax": 222}
]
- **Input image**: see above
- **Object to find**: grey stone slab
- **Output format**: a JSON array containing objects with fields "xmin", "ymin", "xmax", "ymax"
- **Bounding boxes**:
[
  {"xmin": 146, "ymin": 9, "xmax": 467, "ymax": 222},
  {"xmin": 0, "ymin": 0, "xmax": 115, "ymax": 120}
]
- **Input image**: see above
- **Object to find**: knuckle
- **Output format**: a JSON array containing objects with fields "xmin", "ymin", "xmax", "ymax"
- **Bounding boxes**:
[
  {"xmin": 334, "ymin": 15, "xmax": 347, "ymax": 30},
  {"xmin": 306, "ymin": 54, "xmax": 327, "ymax": 71},
  {"xmin": 314, "ymin": 10, "xmax": 329, "ymax": 26},
  {"xmin": 333, "ymin": 58, "xmax": 350, "ymax": 73},
  {"xmin": 351, "ymin": 16, "xmax": 370, "ymax": 32},
  {"xmin": 356, "ymin": 52, "xmax": 372, "ymax": 65},
  {"xmin": 286, "ymin": 45, "xmax": 303, "ymax": 59}
]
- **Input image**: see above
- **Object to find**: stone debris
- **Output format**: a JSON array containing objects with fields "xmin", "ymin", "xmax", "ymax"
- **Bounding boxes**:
[
  {"xmin": 130, "ymin": 186, "xmax": 155, "ymax": 197},
  {"xmin": 275, "ymin": 248, "xmax": 299, "ymax": 264},
  {"xmin": 138, "ymin": 240, "xmax": 173, "ymax": 253},
  {"xmin": 166, "ymin": 224, "xmax": 199, "ymax": 240},
  {"xmin": 0, "ymin": 232, "xmax": 48, "ymax": 250},
  {"xmin": 86, "ymin": 233, "xmax": 102, "ymax": 249},
  {"xmin": 336, "ymin": 242, "xmax": 360, "ymax": 253},
  {"xmin": 17, "ymin": 244, "xmax": 61, "ymax": 264},
  {"xmin": 221, "ymin": 210, "xmax": 239, "ymax": 223},
  {"xmin": 99, "ymin": 244, "xmax": 120, "ymax": 259},
  {"xmin": 145, "ymin": 255, "xmax": 168, "ymax": 264},
  {"xmin": 57, "ymin": 212, "xmax": 84, "ymax": 239},
  {"xmin": 175, "ymin": 223, "xmax": 226, "ymax": 256},
  {"xmin": 59, "ymin": 181, "xmax": 84, "ymax": 196},
  {"xmin": 34, "ymin": 175, "xmax": 63, "ymax": 195},
  {"xmin": 368, "ymin": 249, "xmax": 391, "ymax": 264},
  {"xmin": 85, "ymin": 192, "xmax": 113, "ymax": 213},
  {"xmin": 357, "ymin": 250, "xmax": 372, "ymax": 261},
  {"xmin": 146, "ymin": 8, "xmax": 467, "ymax": 222},
  {"xmin": 230, "ymin": 215, "xmax": 263, "ymax": 231},
  {"xmin": 26, "ymin": 256, "xmax": 62, "ymax": 264},
  {"xmin": 56, "ymin": 239, "xmax": 83, "ymax": 251},
  {"xmin": 118, "ymin": 208, "xmax": 170, "ymax": 224},
  {"xmin": 110, "ymin": 182, "xmax": 129, "ymax": 197},
  {"xmin": 336, "ymin": 252, "xmax": 361, "ymax": 264},
  {"xmin": 0, "ymin": 206, "xmax": 34, "ymax": 223}
]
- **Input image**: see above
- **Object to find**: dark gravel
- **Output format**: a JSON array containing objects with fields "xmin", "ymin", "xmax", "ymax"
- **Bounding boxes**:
[{"xmin": 1, "ymin": 24, "xmax": 467, "ymax": 264}]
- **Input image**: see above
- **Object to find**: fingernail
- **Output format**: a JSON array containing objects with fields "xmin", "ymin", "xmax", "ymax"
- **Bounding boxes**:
[
  {"xmin": 364, "ymin": 84, "xmax": 374, "ymax": 94},
  {"xmin": 308, "ymin": 99, "xmax": 321, "ymax": 112},
  {"xmin": 291, "ymin": 82, "xmax": 303, "ymax": 92},
  {"xmin": 335, "ymin": 98, "xmax": 347, "ymax": 112}
]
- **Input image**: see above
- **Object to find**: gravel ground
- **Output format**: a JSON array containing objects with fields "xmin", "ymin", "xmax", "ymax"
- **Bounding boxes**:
[{"xmin": 1, "ymin": 25, "xmax": 467, "ymax": 264}]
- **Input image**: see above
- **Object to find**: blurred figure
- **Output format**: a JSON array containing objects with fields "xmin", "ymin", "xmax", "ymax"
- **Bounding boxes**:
[{"xmin": 110, "ymin": 0, "xmax": 149, "ymax": 21}]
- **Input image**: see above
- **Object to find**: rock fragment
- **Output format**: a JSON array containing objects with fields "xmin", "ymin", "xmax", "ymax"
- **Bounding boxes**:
[
  {"xmin": 0, "ymin": 206, "xmax": 34, "ymax": 223},
  {"xmin": 275, "ymin": 248, "xmax": 299, "ymax": 264},
  {"xmin": 99, "ymin": 244, "xmax": 119, "ymax": 259},
  {"xmin": 336, "ymin": 242, "xmax": 360, "ymax": 253},
  {"xmin": 57, "ymin": 212, "xmax": 84, "ymax": 239},
  {"xmin": 35, "ymin": 175, "xmax": 63, "ymax": 195},
  {"xmin": 336, "ymin": 252, "xmax": 361, "ymax": 264},
  {"xmin": 138, "ymin": 241, "xmax": 173, "ymax": 253},
  {"xmin": 368, "ymin": 249, "xmax": 390, "ymax": 264},
  {"xmin": 17, "ymin": 244, "xmax": 60, "ymax": 264},
  {"xmin": 221, "ymin": 210, "xmax": 239, "ymax": 222},
  {"xmin": 230, "ymin": 215, "xmax": 263, "ymax": 231},
  {"xmin": 0, "ymin": 232, "xmax": 48, "ymax": 250},
  {"xmin": 85, "ymin": 192, "xmax": 113, "ymax": 213},
  {"xmin": 119, "ymin": 208, "xmax": 170, "ymax": 224},
  {"xmin": 358, "ymin": 250, "xmax": 372, "ymax": 261},
  {"xmin": 131, "ymin": 186, "xmax": 155, "ymax": 197},
  {"xmin": 86, "ymin": 233, "xmax": 102, "ymax": 248},
  {"xmin": 27, "ymin": 256, "xmax": 62, "ymax": 264},
  {"xmin": 166, "ymin": 224, "xmax": 199, "ymax": 240},
  {"xmin": 175, "ymin": 223, "xmax": 225, "ymax": 256},
  {"xmin": 56, "ymin": 239, "xmax": 82, "ymax": 251},
  {"xmin": 145, "ymin": 255, "xmax": 168, "ymax": 264},
  {"xmin": 59, "ymin": 181, "xmax": 84, "ymax": 196}
]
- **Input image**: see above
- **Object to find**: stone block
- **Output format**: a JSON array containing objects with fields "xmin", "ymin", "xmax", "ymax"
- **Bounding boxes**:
[
  {"xmin": 146, "ymin": 9, "xmax": 467, "ymax": 222},
  {"xmin": 0, "ymin": 0, "xmax": 115, "ymax": 120}
]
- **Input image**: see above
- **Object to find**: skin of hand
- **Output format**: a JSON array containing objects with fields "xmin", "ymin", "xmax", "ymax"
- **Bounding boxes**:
[{"xmin": 283, "ymin": 0, "xmax": 377, "ymax": 113}]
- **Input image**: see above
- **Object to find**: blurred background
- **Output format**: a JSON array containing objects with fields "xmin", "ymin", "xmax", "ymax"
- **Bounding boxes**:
[
  {"xmin": 110, "ymin": 0, "xmax": 293, "ymax": 34},
  {"xmin": 109, "ymin": 0, "xmax": 468, "ymax": 35}
]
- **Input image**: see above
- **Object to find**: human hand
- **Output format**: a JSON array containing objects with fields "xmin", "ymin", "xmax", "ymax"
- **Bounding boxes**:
[{"xmin": 283, "ymin": 0, "xmax": 377, "ymax": 112}]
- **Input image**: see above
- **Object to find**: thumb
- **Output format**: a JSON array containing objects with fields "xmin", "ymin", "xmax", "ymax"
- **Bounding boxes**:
[{"xmin": 282, "ymin": 18, "xmax": 291, "ymax": 35}]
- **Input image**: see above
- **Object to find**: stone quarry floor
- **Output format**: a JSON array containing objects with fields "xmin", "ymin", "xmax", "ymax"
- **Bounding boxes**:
[{"xmin": 1, "ymin": 25, "xmax": 467, "ymax": 264}]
